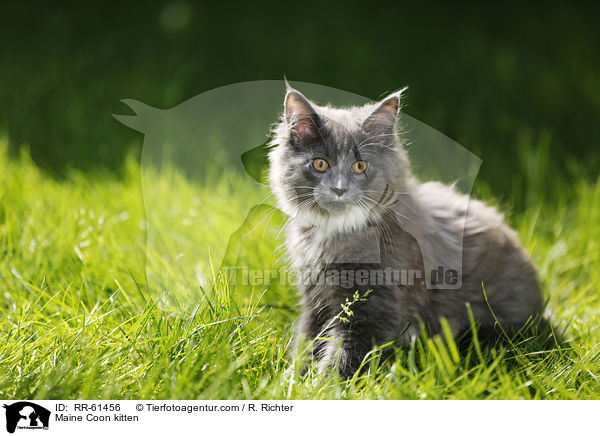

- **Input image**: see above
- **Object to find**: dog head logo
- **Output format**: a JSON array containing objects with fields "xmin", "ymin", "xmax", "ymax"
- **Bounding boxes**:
[
  {"xmin": 3, "ymin": 402, "xmax": 50, "ymax": 433},
  {"xmin": 113, "ymin": 81, "xmax": 480, "ymax": 292}
]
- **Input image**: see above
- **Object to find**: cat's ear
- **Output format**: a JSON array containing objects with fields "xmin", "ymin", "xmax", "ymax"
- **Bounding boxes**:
[
  {"xmin": 284, "ymin": 88, "xmax": 320, "ymax": 146},
  {"xmin": 363, "ymin": 87, "xmax": 407, "ymax": 136}
]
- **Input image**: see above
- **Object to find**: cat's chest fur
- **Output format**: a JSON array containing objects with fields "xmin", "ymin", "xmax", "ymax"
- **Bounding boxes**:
[
  {"xmin": 287, "ymin": 224, "xmax": 382, "ymax": 268},
  {"xmin": 285, "ymin": 215, "xmax": 425, "ymax": 296}
]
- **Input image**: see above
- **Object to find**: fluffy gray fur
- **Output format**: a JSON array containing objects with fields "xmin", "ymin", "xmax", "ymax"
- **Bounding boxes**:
[{"xmin": 268, "ymin": 84, "xmax": 543, "ymax": 377}]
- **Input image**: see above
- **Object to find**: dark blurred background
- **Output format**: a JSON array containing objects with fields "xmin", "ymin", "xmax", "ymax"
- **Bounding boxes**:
[{"xmin": 2, "ymin": 1, "xmax": 599, "ymax": 209}]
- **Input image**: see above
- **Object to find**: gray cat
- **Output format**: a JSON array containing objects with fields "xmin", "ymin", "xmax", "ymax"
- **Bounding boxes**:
[{"xmin": 268, "ymin": 83, "xmax": 543, "ymax": 377}]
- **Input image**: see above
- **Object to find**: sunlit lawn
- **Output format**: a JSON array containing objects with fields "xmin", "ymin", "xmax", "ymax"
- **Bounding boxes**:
[{"xmin": 1, "ymin": 141, "xmax": 599, "ymax": 399}]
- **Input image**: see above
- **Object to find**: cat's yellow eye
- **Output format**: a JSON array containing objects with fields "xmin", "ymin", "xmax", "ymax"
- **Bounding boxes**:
[
  {"xmin": 312, "ymin": 158, "xmax": 329, "ymax": 172},
  {"xmin": 352, "ymin": 160, "xmax": 367, "ymax": 173}
]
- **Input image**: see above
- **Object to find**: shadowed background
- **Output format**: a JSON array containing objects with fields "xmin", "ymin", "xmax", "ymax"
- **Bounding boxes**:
[{"xmin": 1, "ymin": 1, "xmax": 599, "ymax": 209}]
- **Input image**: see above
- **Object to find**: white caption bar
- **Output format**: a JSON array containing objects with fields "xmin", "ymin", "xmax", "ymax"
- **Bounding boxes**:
[{"xmin": 0, "ymin": 400, "xmax": 595, "ymax": 436}]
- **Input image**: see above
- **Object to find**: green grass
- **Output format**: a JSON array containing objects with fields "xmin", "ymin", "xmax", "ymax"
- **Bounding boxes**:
[{"xmin": 1, "ymin": 140, "xmax": 600, "ymax": 400}]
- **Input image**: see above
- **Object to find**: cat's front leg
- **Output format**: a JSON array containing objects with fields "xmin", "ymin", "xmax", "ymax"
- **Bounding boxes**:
[
  {"xmin": 316, "ymin": 300, "xmax": 420, "ymax": 378},
  {"xmin": 337, "ymin": 328, "xmax": 378, "ymax": 379},
  {"xmin": 295, "ymin": 300, "xmax": 333, "ymax": 357},
  {"xmin": 315, "ymin": 318, "xmax": 402, "ymax": 378},
  {"xmin": 315, "ymin": 323, "xmax": 381, "ymax": 378}
]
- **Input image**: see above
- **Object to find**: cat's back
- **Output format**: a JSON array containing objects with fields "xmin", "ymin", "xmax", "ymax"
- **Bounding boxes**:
[
  {"xmin": 416, "ymin": 180, "xmax": 529, "ymax": 265},
  {"xmin": 415, "ymin": 181, "xmax": 523, "ymax": 256},
  {"xmin": 416, "ymin": 181, "xmax": 542, "ymax": 324}
]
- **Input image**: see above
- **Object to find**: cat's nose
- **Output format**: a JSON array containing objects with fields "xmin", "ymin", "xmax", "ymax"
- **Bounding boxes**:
[{"xmin": 331, "ymin": 187, "xmax": 348, "ymax": 197}]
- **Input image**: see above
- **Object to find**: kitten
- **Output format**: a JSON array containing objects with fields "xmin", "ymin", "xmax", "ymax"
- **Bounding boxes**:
[{"xmin": 268, "ymin": 83, "xmax": 543, "ymax": 377}]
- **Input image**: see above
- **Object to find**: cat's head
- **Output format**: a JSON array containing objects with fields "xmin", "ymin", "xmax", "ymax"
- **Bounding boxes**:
[{"xmin": 269, "ymin": 84, "xmax": 409, "ymax": 234}]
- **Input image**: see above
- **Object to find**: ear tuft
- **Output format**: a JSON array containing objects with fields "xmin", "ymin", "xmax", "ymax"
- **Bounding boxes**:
[
  {"xmin": 284, "ymin": 89, "xmax": 320, "ymax": 146},
  {"xmin": 363, "ymin": 87, "xmax": 408, "ymax": 135}
]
